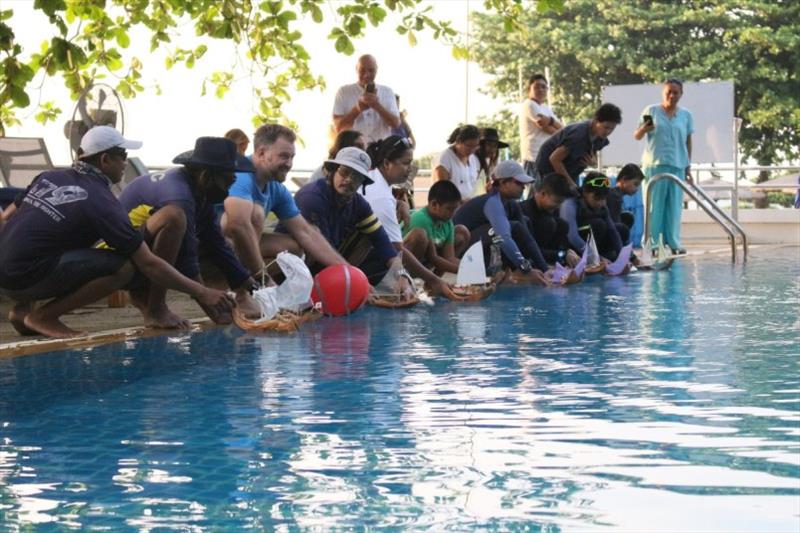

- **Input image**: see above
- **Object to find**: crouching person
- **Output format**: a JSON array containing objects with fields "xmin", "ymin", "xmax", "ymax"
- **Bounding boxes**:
[
  {"xmin": 560, "ymin": 171, "xmax": 623, "ymax": 261},
  {"xmin": 0, "ymin": 126, "xmax": 236, "ymax": 338},
  {"xmin": 406, "ymin": 180, "xmax": 470, "ymax": 275},
  {"xmin": 118, "ymin": 137, "xmax": 259, "ymax": 328},
  {"xmin": 290, "ymin": 147, "xmax": 413, "ymax": 298},
  {"xmin": 453, "ymin": 160, "xmax": 549, "ymax": 283}
]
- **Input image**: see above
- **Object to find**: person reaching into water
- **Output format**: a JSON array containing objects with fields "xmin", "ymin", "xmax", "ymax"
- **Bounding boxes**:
[
  {"xmin": 0, "ymin": 127, "xmax": 237, "ymax": 338},
  {"xmin": 290, "ymin": 146, "xmax": 414, "ymax": 299},
  {"xmin": 453, "ymin": 160, "xmax": 549, "ymax": 284},
  {"xmin": 363, "ymin": 136, "xmax": 461, "ymax": 299},
  {"xmin": 117, "ymin": 136, "xmax": 260, "ymax": 329},
  {"xmin": 519, "ymin": 172, "xmax": 578, "ymax": 267},
  {"xmin": 559, "ymin": 171, "xmax": 624, "ymax": 262},
  {"xmin": 406, "ymin": 180, "xmax": 470, "ymax": 275}
]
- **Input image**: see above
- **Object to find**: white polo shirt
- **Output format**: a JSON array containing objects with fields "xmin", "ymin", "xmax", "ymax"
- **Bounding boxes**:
[{"xmin": 333, "ymin": 83, "xmax": 399, "ymax": 143}]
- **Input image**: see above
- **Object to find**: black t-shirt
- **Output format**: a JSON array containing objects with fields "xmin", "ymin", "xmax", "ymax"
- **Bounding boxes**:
[
  {"xmin": 0, "ymin": 164, "xmax": 143, "ymax": 289},
  {"xmin": 535, "ymin": 120, "xmax": 610, "ymax": 180}
]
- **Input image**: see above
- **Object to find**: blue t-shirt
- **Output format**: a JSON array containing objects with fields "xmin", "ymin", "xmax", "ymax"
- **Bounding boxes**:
[
  {"xmin": 229, "ymin": 168, "xmax": 300, "ymax": 220},
  {"xmin": 292, "ymin": 179, "xmax": 396, "ymax": 264},
  {"xmin": 0, "ymin": 163, "xmax": 143, "ymax": 289},
  {"xmin": 535, "ymin": 120, "xmax": 610, "ymax": 180},
  {"xmin": 119, "ymin": 167, "xmax": 250, "ymax": 288},
  {"xmin": 640, "ymin": 104, "xmax": 694, "ymax": 169}
]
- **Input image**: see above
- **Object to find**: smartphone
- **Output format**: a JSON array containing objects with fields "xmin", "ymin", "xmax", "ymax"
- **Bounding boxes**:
[
  {"xmin": 643, "ymin": 114, "xmax": 653, "ymax": 125},
  {"xmin": 365, "ymin": 82, "xmax": 376, "ymax": 94}
]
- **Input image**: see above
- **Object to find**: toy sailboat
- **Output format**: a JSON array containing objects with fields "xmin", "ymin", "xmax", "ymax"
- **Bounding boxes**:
[
  {"xmin": 451, "ymin": 241, "xmax": 496, "ymax": 301},
  {"xmin": 605, "ymin": 243, "xmax": 633, "ymax": 276},
  {"xmin": 369, "ymin": 253, "xmax": 422, "ymax": 308},
  {"xmin": 584, "ymin": 232, "xmax": 605, "ymax": 274},
  {"xmin": 233, "ymin": 251, "xmax": 321, "ymax": 332},
  {"xmin": 636, "ymin": 235, "xmax": 674, "ymax": 271}
]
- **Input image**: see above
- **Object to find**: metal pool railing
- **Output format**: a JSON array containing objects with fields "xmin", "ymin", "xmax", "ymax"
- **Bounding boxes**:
[{"xmin": 645, "ymin": 172, "xmax": 748, "ymax": 263}]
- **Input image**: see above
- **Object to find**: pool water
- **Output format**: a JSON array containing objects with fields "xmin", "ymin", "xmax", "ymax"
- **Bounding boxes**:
[{"xmin": 1, "ymin": 250, "xmax": 799, "ymax": 530}]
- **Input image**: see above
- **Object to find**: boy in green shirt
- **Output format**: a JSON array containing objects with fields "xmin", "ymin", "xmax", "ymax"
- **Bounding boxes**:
[{"xmin": 405, "ymin": 180, "xmax": 470, "ymax": 274}]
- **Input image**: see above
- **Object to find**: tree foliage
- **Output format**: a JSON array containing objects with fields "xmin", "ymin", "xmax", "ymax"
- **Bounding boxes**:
[
  {"xmin": 0, "ymin": 0, "xmax": 562, "ymax": 135},
  {"xmin": 471, "ymin": 0, "xmax": 800, "ymax": 165}
]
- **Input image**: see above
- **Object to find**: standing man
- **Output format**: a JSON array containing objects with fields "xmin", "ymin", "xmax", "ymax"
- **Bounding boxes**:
[
  {"xmin": 520, "ymin": 74, "xmax": 563, "ymax": 180},
  {"xmin": 332, "ymin": 54, "xmax": 400, "ymax": 143},
  {"xmin": 221, "ymin": 124, "xmax": 347, "ymax": 277}
]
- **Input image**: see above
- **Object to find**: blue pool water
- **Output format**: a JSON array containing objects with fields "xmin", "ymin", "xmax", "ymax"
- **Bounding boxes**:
[{"xmin": 1, "ymin": 250, "xmax": 799, "ymax": 530}]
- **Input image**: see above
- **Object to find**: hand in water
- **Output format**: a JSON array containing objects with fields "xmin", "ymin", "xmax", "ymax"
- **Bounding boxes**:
[
  {"xmin": 396, "ymin": 276, "xmax": 416, "ymax": 301},
  {"xmin": 430, "ymin": 278, "xmax": 465, "ymax": 301}
]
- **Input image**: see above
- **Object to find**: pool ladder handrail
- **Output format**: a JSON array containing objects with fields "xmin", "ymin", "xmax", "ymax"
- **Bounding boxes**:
[{"xmin": 645, "ymin": 172, "xmax": 748, "ymax": 263}]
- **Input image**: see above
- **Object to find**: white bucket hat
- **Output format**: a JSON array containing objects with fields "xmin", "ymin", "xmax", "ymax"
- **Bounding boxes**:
[{"xmin": 325, "ymin": 146, "xmax": 374, "ymax": 185}]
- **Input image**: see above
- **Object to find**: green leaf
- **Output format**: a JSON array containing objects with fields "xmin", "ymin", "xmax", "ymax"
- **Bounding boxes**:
[
  {"xmin": 10, "ymin": 85, "xmax": 30, "ymax": 108},
  {"xmin": 334, "ymin": 34, "xmax": 354, "ymax": 54},
  {"xmin": 115, "ymin": 29, "xmax": 130, "ymax": 48}
]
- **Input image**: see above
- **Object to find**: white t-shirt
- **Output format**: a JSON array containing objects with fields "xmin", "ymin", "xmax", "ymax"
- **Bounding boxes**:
[
  {"xmin": 519, "ymin": 99, "xmax": 558, "ymax": 163},
  {"xmin": 333, "ymin": 83, "xmax": 399, "ymax": 143},
  {"xmin": 434, "ymin": 147, "xmax": 481, "ymax": 200},
  {"xmin": 361, "ymin": 168, "xmax": 403, "ymax": 243}
]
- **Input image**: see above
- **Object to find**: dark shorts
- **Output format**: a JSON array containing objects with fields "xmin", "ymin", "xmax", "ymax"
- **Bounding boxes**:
[{"xmin": 0, "ymin": 249, "xmax": 129, "ymax": 303}]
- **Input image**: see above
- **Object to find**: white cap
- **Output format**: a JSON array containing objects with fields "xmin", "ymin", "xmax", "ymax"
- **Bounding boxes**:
[
  {"xmin": 492, "ymin": 160, "xmax": 533, "ymax": 183},
  {"xmin": 79, "ymin": 126, "xmax": 143, "ymax": 157},
  {"xmin": 325, "ymin": 146, "xmax": 373, "ymax": 184}
]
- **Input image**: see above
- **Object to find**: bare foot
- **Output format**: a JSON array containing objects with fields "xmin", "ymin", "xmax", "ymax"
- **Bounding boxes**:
[
  {"xmin": 23, "ymin": 312, "xmax": 83, "ymax": 339},
  {"xmin": 142, "ymin": 305, "xmax": 191, "ymax": 329},
  {"xmin": 9, "ymin": 304, "xmax": 37, "ymax": 336}
]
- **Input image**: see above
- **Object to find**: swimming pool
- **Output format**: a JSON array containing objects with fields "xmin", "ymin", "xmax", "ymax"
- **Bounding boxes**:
[{"xmin": 1, "ymin": 249, "xmax": 798, "ymax": 530}]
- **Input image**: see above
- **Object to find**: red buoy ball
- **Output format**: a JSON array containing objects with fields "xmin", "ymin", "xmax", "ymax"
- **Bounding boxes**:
[{"xmin": 311, "ymin": 264, "xmax": 370, "ymax": 316}]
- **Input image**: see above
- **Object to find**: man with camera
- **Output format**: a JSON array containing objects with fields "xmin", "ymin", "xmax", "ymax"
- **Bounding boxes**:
[{"xmin": 332, "ymin": 54, "xmax": 400, "ymax": 143}]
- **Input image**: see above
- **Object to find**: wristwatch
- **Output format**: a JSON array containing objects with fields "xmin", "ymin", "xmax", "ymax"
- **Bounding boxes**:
[{"xmin": 519, "ymin": 259, "xmax": 532, "ymax": 274}]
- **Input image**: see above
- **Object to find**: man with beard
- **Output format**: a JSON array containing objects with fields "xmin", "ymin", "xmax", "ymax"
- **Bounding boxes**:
[
  {"xmin": 118, "ymin": 136, "xmax": 260, "ymax": 329},
  {"xmin": 221, "ymin": 124, "xmax": 346, "ymax": 277}
]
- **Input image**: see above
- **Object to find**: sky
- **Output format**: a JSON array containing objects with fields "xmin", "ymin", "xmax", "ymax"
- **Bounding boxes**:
[{"xmin": 6, "ymin": 0, "xmax": 508, "ymax": 169}]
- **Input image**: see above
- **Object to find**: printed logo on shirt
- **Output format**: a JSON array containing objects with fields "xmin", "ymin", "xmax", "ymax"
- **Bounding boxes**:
[{"xmin": 22, "ymin": 178, "xmax": 88, "ymax": 222}]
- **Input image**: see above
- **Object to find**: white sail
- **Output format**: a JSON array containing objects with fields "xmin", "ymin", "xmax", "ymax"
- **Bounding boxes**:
[
  {"xmin": 574, "ymin": 245, "xmax": 589, "ymax": 277},
  {"xmin": 586, "ymin": 232, "xmax": 601, "ymax": 267},
  {"xmin": 605, "ymin": 243, "xmax": 633, "ymax": 276},
  {"xmin": 456, "ymin": 241, "xmax": 489, "ymax": 286}
]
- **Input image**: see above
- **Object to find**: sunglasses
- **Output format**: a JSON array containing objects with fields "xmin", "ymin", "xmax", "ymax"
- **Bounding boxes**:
[
  {"xmin": 584, "ymin": 175, "xmax": 610, "ymax": 188},
  {"xmin": 390, "ymin": 137, "xmax": 412, "ymax": 150},
  {"xmin": 107, "ymin": 148, "xmax": 128, "ymax": 161},
  {"xmin": 338, "ymin": 165, "xmax": 366, "ymax": 183}
]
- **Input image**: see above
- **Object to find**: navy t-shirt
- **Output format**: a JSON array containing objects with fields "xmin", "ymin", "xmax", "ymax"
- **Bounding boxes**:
[
  {"xmin": 535, "ymin": 120, "xmax": 610, "ymax": 180},
  {"xmin": 453, "ymin": 191, "xmax": 530, "ymax": 269},
  {"xmin": 0, "ymin": 164, "xmax": 143, "ymax": 289},
  {"xmin": 292, "ymin": 179, "xmax": 396, "ymax": 264},
  {"xmin": 118, "ymin": 167, "xmax": 250, "ymax": 288}
]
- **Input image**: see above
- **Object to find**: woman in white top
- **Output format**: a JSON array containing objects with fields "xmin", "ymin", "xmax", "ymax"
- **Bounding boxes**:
[
  {"xmin": 362, "ymin": 136, "xmax": 460, "ymax": 299},
  {"xmin": 432, "ymin": 125, "xmax": 481, "ymax": 201}
]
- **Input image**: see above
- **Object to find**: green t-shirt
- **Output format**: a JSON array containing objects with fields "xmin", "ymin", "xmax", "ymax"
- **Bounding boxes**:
[{"xmin": 408, "ymin": 207, "xmax": 454, "ymax": 248}]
